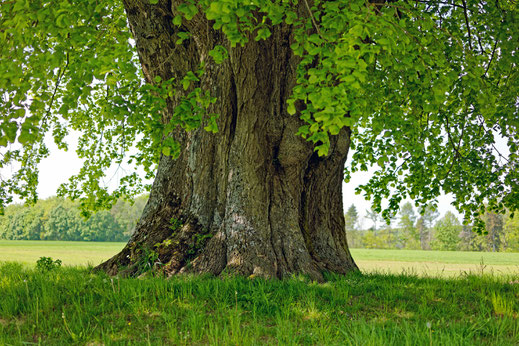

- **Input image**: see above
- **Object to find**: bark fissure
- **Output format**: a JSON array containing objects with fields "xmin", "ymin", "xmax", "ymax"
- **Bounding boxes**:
[
  {"xmin": 266, "ymin": 186, "xmax": 280, "ymax": 277},
  {"xmin": 228, "ymin": 72, "xmax": 238, "ymax": 154}
]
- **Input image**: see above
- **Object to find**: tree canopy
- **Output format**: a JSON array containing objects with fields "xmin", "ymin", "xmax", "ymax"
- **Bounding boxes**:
[{"xmin": 1, "ymin": 0, "xmax": 518, "ymax": 230}]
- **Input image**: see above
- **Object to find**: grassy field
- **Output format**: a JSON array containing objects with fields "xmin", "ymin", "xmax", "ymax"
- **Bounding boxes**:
[
  {"xmin": 1, "ymin": 263, "xmax": 518, "ymax": 344},
  {"xmin": 1, "ymin": 241, "xmax": 518, "ymax": 277},
  {"xmin": 351, "ymin": 248, "xmax": 519, "ymax": 265},
  {"xmin": 0, "ymin": 240, "xmax": 125, "ymax": 267},
  {"xmin": 1, "ymin": 242, "xmax": 518, "ymax": 344},
  {"xmin": 350, "ymin": 249, "xmax": 519, "ymax": 277}
]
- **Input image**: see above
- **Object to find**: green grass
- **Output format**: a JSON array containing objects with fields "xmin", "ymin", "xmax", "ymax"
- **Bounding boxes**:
[
  {"xmin": 350, "ymin": 249, "xmax": 519, "ymax": 277},
  {"xmin": 0, "ymin": 240, "xmax": 125, "ymax": 267},
  {"xmin": 0, "ymin": 263, "xmax": 518, "ymax": 345},
  {"xmin": 1, "ymin": 241, "xmax": 518, "ymax": 277},
  {"xmin": 350, "ymin": 248, "xmax": 519, "ymax": 265}
]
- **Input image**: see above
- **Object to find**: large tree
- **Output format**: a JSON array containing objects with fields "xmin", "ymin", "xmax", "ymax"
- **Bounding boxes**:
[
  {"xmin": 1, "ymin": 0, "xmax": 518, "ymax": 280},
  {"xmin": 431, "ymin": 211, "xmax": 462, "ymax": 251},
  {"xmin": 398, "ymin": 202, "xmax": 418, "ymax": 249},
  {"xmin": 344, "ymin": 204, "xmax": 359, "ymax": 232},
  {"xmin": 417, "ymin": 205, "xmax": 439, "ymax": 249}
]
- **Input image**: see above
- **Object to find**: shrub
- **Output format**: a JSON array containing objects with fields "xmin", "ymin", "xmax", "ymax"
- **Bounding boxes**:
[{"xmin": 36, "ymin": 256, "xmax": 62, "ymax": 272}]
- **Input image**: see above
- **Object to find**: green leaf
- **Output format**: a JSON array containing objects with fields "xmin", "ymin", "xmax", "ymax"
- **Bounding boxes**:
[
  {"xmin": 4, "ymin": 123, "xmax": 18, "ymax": 143},
  {"xmin": 255, "ymin": 28, "xmax": 272, "ymax": 41},
  {"xmin": 178, "ymin": 3, "xmax": 199, "ymax": 21},
  {"xmin": 18, "ymin": 129, "xmax": 34, "ymax": 145},
  {"xmin": 176, "ymin": 32, "xmax": 191, "ymax": 45},
  {"xmin": 204, "ymin": 115, "xmax": 219, "ymax": 134},
  {"xmin": 173, "ymin": 15, "xmax": 182, "ymax": 26},
  {"xmin": 208, "ymin": 45, "xmax": 229, "ymax": 64},
  {"xmin": 162, "ymin": 146, "xmax": 171, "ymax": 156},
  {"xmin": 328, "ymin": 124, "xmax": 340, "ymax": 135},
  {"xmin": 287, "ymin": 101, "xmax": 296, "ymax": 115}
]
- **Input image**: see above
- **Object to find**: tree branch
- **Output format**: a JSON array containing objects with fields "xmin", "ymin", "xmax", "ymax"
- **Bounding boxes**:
[
  {"xmin": 303, "ymin": 0, "xmax": 322, "ymax": 37},
  {"xmin": 484, "ymin": 38, "xmax": 499, "ymax": 77},
  {"xmin": 42, "ymin": 52, "xmax": 70, "ymax": 127},
  {"xmin": 461, "ymin": 0, "xmax": 473, "ymax": 51}
]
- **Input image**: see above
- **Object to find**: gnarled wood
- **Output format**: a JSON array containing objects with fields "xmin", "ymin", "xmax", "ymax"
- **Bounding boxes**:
[{"xmin": 97, "ymin": 0, "xmax": 358, "ymax": 281}]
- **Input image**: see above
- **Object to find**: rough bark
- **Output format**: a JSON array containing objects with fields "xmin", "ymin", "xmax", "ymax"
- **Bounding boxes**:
[{"xmin": 97, "ymin": 0, "xmax": 358, "ymax": 281}]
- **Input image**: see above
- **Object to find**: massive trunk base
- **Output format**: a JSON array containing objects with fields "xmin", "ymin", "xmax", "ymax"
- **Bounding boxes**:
[
  {"xmin": 96, "ymin": 1, "xmax": 359, "ymax": 281},
  {"xmin": 97, "ymin": 122, "xmax": 359, "ymax": 282}
]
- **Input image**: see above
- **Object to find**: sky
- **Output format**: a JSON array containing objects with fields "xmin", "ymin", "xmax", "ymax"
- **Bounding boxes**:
[{"xmin": 36, "ymin": 133, "xmax": 464, "ymax": 229}]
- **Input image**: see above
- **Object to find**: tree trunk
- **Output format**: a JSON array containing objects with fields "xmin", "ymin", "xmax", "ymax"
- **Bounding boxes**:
[{"xmin": 97, "ymin": 0, "xmax": 358, "ymax": 281}]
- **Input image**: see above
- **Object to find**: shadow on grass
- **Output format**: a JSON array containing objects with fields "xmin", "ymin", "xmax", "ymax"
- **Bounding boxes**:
[{"xmin": 0, "ymin": 262, "xmax": 518, "ymax": 344}]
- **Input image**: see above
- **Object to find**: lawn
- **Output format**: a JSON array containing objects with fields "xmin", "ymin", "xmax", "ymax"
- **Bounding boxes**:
[
  {"xmin": 350, "ymin": 248, "xmax": 519, "ymax": 265},
  {"xmin": 0, "ymin": 240, "xmax": 125, "ymax": 267},
  {"xmin": 0, "ymin": 263, "xmax": 518, "ymax": 344},
  {"xmin": 350, "ymin": 249, "xmax": 519, "ymax": 277},
  {"xmin": 1, "ymin": 242, "xmax": 518, "ymax": 344},
  {"xmin": 1, "ymin": 241, "xmax": 518, "ymax": 277}
]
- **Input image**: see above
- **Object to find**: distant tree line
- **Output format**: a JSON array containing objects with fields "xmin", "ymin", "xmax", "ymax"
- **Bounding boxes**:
[
  {"xmin": 0, "ymin": 195, "xmax": 148, "ymax": 242},
  {"xmin": 345, "ymin": 203, "xmax": 519, "ymax": 252}
]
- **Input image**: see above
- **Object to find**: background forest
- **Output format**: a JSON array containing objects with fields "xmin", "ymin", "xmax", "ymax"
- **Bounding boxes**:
[
  {"xmin": 345, "ymin": 203, "xmax": 519, "ymax": 252},
  {"xmin": 0, "ymin": 195, "xmax": 148, "ymax": 242},
  {"xmin": 1, "ymin": 197, "xmax": 518, "ymax": 252}
]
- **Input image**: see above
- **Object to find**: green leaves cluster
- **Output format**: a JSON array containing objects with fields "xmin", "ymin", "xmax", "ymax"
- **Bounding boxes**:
[
  {"xmin": 0, "ymin": 0, "xmax": 217, "ymax": 213},
  {"xmin": 36, "ymin": 256, "xmax": 62, "ymax": 272},
  {"xmin": 343, "ymin": 1, "xmax": 519, "ymax": 228},
  {"xmin": 0, "ymin": 0, "xmax": 142, "ymax": 212}
]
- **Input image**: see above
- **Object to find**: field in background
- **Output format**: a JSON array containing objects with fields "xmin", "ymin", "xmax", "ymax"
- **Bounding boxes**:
[
  {"xmin": 350, "ymin": 248, "xmax": 519, "ymax": 277},
  {"xmin": 0, "ymin": 240, "xmax": 125, "ymax": 267},
  {"xmin": 0, "ymin": 241, "xmax": 518, "ymax": 277}
]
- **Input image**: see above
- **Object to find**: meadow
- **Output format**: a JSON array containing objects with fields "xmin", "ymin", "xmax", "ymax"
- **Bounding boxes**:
[
  {"xmin": 0, "ymin": 241, "xmax": 518, "ymax": 344},
  {"xmin": 0, "ymin": 240, "xmax": 125, "ymax": 267},
  {"xmin": 351, "ymin": 248, "xmax": 519, "ymax": 277},
  {"xmin": 1, "ymin": 240, "xmax": 518, "ymax": 277}
]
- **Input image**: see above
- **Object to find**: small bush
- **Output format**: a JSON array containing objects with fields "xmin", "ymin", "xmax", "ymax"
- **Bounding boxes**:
[{"xmin": 36, "ymin": 256, "xmax": 62, "ymax": 272}]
